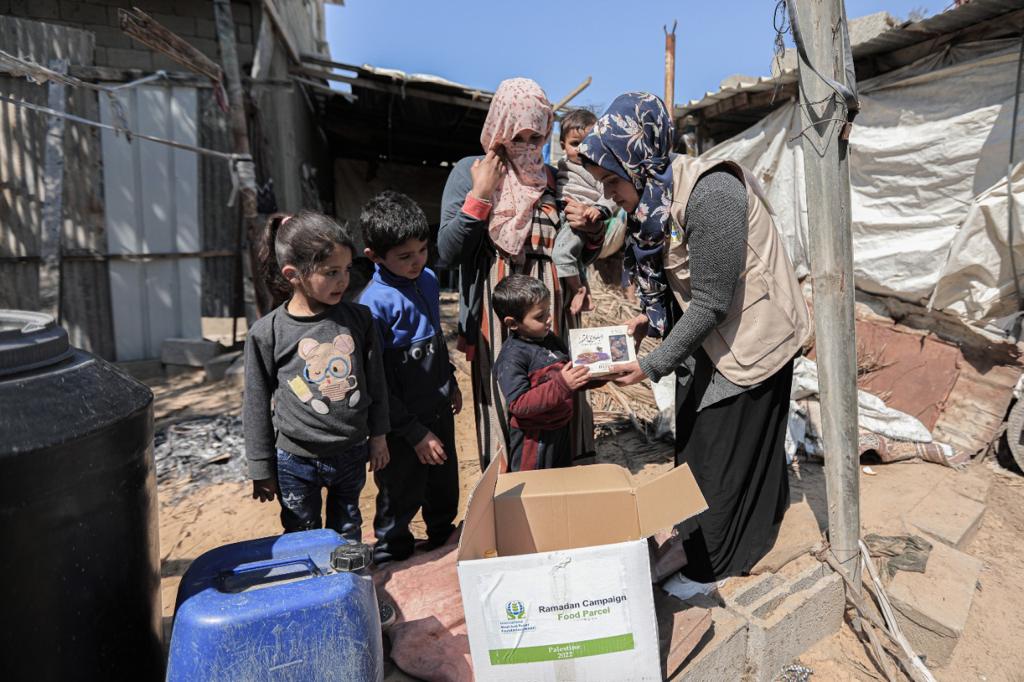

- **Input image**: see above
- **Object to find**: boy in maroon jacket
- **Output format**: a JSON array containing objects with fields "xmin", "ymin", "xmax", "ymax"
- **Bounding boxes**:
[{"xmin": 492, "ymin": 275, "xmax": 593, "ymax": 471}]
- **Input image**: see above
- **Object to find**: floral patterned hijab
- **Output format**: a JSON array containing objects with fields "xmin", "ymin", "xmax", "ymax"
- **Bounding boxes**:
[
  {"xmin": 480, "ymin": 78, "xmax": 554, "ymax": 257},
  {"xmin": 580, "ymin": 93, "xmax": 675, "ymax": 335}
]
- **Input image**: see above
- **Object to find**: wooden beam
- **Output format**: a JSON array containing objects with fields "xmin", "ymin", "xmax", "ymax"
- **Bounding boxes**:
[
  {"xmin": 61, "ymin": 64, "xmax": 291, "ymax": 88},
  {"xmin": 664, "ymin": 20, "xmax": 677, "ymax": 112},
  {"xmin": 300, "ymin": 53, "xmax": 494, "ymax": 101},
  {"xmin": 296, "ymin": 67, "xmax": 492, "ymax": 111},
  {"xmin": 118, "ymin": 8, "xmax": 223, "ymax": 83},
  {"xmin": 250, "ymin": 8, "xmax": 275, "ymax": 81},
  {"xmin": 39, "ymin": 59, "xmax": 67, "ymax": 321},
  {"xmin": 261, "ymin": 0, "xmax": 301, "ymax": 64},
  {"xmin": 553, "ymin": 77, "xmax": 592, "ymax": 112},
  {"xmin": 702, "ymin": 82, "xmax": 797, "ymax": 120},
  {"xmin": 0, "ymin": 251, "xmax": 236, "ymax": 264},
  {"xmin": 793, "ymin": 0, "xmax": 862, "ymax": 588},
  {"xmin": 213, "ymin": 0, "xmax": 269, "ymax": 319}
]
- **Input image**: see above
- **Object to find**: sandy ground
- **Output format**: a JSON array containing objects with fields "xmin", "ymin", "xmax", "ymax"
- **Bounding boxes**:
[{"xmin": 151, "ymin": 316, "xmax": 1024, "ymax": 681}]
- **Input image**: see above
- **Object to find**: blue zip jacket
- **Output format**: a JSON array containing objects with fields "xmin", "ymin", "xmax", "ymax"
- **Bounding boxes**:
[{"xmin": 359, "ymin": 265, "xmax": 456, "ymax": 446}]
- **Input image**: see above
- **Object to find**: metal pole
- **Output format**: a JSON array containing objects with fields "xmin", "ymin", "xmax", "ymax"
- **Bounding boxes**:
[
  {"xmin": 1006, "ymin": 33, "xmax": 1024, "ymax": 339},
  {"xmin": 793, "ymin": 0, "xmax": 862, "ymax": 589},
  {"xmin": 213, "ymin": 0, "xmax": 269, "ymax": 320},
  {"xmin": 664, "ymin": 21, "xmax": 677, "ymax": 113}
]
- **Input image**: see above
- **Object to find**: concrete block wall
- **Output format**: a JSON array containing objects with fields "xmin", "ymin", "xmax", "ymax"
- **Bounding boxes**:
[
  {"xmin": 5, "ymin": 0, "xmax": 257, "ymax": 70},
  {"xmin": 693, "ymin": 562, "xmax": 845, "ymax": 682}
]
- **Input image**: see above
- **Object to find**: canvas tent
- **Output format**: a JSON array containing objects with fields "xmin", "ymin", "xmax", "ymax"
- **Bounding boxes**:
[{"xmin": 680, "ymin": 0, "xmax": 1024, "ymax": 329}]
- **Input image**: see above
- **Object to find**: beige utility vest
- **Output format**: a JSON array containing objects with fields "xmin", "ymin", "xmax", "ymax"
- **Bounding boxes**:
[{"xmin": 664, "ymin": 154, "xmax": 810, "ymax": 386}]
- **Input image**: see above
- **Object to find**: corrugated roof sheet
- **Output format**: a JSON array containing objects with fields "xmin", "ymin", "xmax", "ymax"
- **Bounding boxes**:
[{"xmin": 679, "ymin": 0, "xmax": 1024, "ymax": 116}]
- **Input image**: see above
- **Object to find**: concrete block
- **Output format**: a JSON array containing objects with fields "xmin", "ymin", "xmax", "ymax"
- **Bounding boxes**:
[
  {"xmin": 225, "ymin": 353, "xmax": 245, "ymax": 388},
  {"xmin": 231, "ymin": 1, "xmax": 254, "ymax": 25},
  {"xmin": 719, "ymin": 572, "xmax": 782, "ymax": 612},
  {"xmin": 195, "ymin": 17, "xmax": 216, "ymax": 39},
  {"xmin": 12, "ymin": 0, "xmax": 61, "ymax": 20},
  {"xmin": 161, "ymin": 337, "xmax": 224, "ymax": 367},
  {"xmin": 105, "ymin": 47, "xmax": 152, "ymax": 70},
  {"xmin": 164, "ymin": 363, "xmax": 202, "ymax": 378},
  {"xmin": 114, "ymin": 358, "xmax": 164, "ymax": 382},
  {"xmin": 204, "ymin": 350, "xmax": 242, "ymax": 382},
  {"xmin": 955, "ymin": 469, "xmax": 992, "ymax": 504},
  {"xmin": 150, "ymin": 12, "xmax": 196, "ymax": 37},
  {"xmin": 742, "ymin": 565, "xmax": 843, "ymax": 681},
  {"xmin": 59, "ymin": 0, "xmax": 108, "ymax": 24},
  {"xmin": 88, "ymin": 24, "xmax": 134, "ymax": 50},
  {"xmin": 906, "ymin": 484, "xmax": 986, "ymax": 550},
  {"xmin": 671, "ymin": 607, "xmax": 749, "ymax": 681},
  {"xmin": 887, "ymin": 541, "xmax": 982, "ymax": 667}
]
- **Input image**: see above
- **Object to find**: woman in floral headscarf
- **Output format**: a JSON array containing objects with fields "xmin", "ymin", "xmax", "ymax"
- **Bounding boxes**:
[
  {"xmin": 437, "ymin": 78, "xmax": 603, "ymax": 471},
  {"xmin": 580, "ymin": 93, "xmax": 810, "ymax": 593}
]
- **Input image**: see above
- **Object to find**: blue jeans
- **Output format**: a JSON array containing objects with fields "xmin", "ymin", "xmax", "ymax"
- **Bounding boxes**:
[{"xmin": 276, "ymin": 444, "xmax": 367, "ymax": 542}]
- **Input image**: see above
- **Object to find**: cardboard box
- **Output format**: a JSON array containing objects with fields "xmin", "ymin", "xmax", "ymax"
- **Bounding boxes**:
[
  {"xmin": 457, "ymin": 458, "xmax": 707, "ymax": 681},
  {"xmin": 568, "ymin": 325, "xmax": 636, "ymax": 376}
]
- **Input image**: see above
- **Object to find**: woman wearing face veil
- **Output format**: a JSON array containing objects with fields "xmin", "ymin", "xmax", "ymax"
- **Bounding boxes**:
[{"xmin": 437, "ymin": 78, "xmax": 603, "ymax": 470}]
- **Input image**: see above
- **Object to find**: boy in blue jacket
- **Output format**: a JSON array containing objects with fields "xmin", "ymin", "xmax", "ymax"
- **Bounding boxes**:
[{"xmin": 359, "ymin": 191, "xmax": 462, "ymax": 564}]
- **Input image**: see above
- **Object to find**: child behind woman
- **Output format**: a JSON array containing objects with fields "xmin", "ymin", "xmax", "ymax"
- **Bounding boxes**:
[
  {"xmin": 554, "ymin": 109, "xmax": 618, "ymax": 314},
  {"xmin": 243, "ymin": 210, "xmax": 390, "ymax": 541}
]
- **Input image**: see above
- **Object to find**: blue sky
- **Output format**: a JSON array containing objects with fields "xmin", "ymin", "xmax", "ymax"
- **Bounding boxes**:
[{"xmin": 325, "ymin": 0, "xmax": 951, "ymax": 113}]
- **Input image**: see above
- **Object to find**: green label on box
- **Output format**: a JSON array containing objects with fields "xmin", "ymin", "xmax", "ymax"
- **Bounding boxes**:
[{"xmin": 488, "ymin": 633, "xmax": 635, "ymax": 665}]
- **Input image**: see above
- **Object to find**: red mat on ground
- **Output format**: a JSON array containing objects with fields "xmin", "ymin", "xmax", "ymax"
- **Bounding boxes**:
[{"xmin": 373, "ymin": 533, "xmax": 472, "ymax": 682}]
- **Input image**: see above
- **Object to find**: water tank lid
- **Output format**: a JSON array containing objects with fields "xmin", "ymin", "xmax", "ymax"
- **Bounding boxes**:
[{"xmin": 0, "ymin": 310, "xmax": 73, "ymax": 377}]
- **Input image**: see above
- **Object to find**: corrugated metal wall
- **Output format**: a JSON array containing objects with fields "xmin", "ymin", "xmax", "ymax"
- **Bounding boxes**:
[
  {"xmin": 198, "ymin": 87, "xmax": 238, "ymax": 318},
  {"xmin": 100, "ymin": 85, "xmax": 203, "ymax": 361},
  {"xmin": 0, "ymin": 16, "xmax": 115, "ymax": 358}
]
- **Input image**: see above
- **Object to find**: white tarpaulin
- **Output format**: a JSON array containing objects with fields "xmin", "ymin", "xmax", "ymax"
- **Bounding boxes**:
[{"xmin": 704, "ymin": 39, "xmax": 1024, "ymax": 325}]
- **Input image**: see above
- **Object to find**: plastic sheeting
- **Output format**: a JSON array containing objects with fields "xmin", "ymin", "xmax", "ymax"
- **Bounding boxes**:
[
  {"xmin": 704, "ymin": 39, "xmax": 1024, "ymax": 325},
  {"xmin": 791, "ymin": 357, "xmax": 933, "ymax": 442}
]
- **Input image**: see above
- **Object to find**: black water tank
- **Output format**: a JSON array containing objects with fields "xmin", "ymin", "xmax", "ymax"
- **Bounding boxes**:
[{"xmin": 0, "ymin": 310, "xmax": 163, "ymax": 680}]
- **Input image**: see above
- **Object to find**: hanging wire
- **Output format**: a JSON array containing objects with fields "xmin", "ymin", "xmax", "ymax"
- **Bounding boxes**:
[
  {"xmin": 780, "ymin": 0, "xmax": 860, "ymax": 154},
  {"xmin": 0, "ymin": 92, "xmax": 255, "ymax": 208},
  {"xmin": 0, "ymin": 48, "xmax": 172, "ymax": 134},
  {"xmin": 771, "ymin": 0, "xmax": 791, "ymax": 105}
]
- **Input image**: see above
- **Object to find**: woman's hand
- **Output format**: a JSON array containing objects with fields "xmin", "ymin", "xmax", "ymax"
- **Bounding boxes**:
[
  {"xmin": 626, "ymin": 313, "xmax": 650, "ymax": 348},
  {"xmin": 564, "ymin": 198, "xmax": 605, "ymax": 235},
  {"xmin": 611, "ymin": 361, "xmax": 648, "ymax": 386},
  {"xmin": 470, "ymin": 149, "xmax": 507, "ymax": 202}
]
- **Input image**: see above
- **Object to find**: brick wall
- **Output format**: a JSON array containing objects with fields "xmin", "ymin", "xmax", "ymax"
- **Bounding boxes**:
[{"xmin": 3, "ymin": 0, "xmax": 257, "ymax": 70}]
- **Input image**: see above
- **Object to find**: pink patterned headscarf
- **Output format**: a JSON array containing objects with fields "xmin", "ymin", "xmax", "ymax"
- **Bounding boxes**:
[{"xmin": 481, "ymin": 78, "xmax": 553, "ymax": 257}]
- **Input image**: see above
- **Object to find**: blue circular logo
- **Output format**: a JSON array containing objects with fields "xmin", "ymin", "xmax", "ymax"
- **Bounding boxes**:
[{"xmin": 505, "ymin": 600, "xmax": 526, "ymax": 620}]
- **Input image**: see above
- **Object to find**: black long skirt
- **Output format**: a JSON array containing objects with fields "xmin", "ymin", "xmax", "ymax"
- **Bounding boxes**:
[{"xmin": 676, "ymin": 349, "xmax": 793, "ymax": 582}]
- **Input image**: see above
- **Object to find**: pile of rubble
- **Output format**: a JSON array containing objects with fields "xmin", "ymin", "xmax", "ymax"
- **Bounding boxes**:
[{"xmin": 154, "ymin": 415, "xmax": 247, "ymax": 499}]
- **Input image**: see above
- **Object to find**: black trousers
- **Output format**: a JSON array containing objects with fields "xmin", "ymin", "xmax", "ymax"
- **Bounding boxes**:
[
  {"xmin": 372, "ymin": 409, "xmax": 459, "ymax": 563},
  {"xmin": 676, "ymin": 350, "xmax": 793, "ymax": 582}
]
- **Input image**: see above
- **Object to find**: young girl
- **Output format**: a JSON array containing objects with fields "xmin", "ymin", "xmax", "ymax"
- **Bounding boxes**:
[{"xmin": 243, "ymin": 210, "xmax": 390, "ymax": 542}]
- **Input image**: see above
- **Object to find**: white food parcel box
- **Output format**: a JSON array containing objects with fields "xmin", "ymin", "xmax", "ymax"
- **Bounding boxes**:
[{"xmin": 457, "ymin": 456, "xmax": 708, "ymax": 681}]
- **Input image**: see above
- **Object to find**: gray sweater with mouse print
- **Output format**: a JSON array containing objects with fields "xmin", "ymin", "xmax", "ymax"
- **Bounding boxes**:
[{"xmin": 243, "ymin": 302, "xmax": 390, "ymax": 481}]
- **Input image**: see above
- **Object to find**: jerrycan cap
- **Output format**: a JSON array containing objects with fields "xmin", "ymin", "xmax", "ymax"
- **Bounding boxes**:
[
  {"xmin": 0, "ymin": 310, "xmax": 72, "ymax": 377},
  {"xmin": 331, "ymin": 543, "xmax": 373, "ymax": 572}
]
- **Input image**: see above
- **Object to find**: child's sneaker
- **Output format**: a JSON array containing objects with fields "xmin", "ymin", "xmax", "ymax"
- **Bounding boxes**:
[{"xmin": 379, "ymin": 599, "xmax": 397, "ymax": 630}]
